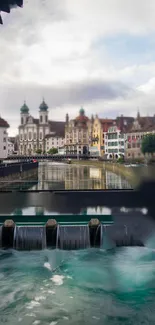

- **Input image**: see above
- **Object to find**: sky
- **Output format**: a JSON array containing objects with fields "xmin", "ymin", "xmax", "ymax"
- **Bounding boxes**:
[{"xmin": 1, "ymin": 0, "xmax": 155, "ymax": 136}]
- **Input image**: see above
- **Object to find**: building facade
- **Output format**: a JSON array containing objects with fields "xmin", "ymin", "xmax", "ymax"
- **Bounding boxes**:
[
  {"xmin": 18, "ymin": 100, "xmax": 65, "ymax": 155},
  {"xmin": 125, "ymin": 115, "xmax": 155, "ymax": 159},
  {"xmin": 91, "ymin": 116, "xmax": 114, "ymax": 156},
  {"xmin": 65, "ymin": 108, "xmax": 92, "ymax": 155},
  {"xmin": 7, "ymin": 141, "xmax": 14, "ymax": 156},
  {"xmin": 0, "ymin": 117, "xmax": 9, "ymax": 159},
  {"xmin": 45, "ymin": 134, "xmax": 65, "ymax": 152},
  {"xmin": 105, "ymin": 125, "xmax": 125, "ymax": 159}
]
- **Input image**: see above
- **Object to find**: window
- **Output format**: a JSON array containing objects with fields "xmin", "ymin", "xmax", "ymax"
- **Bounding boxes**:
[
  {"xmin": 3, "ymin": 146, "xmax": 6, "ymax": 150},
  {"xmin": 39, "ymin": 132, "xmax": 42, "ymax": 140},
  {"xmin": 24, "ymin": 134, "xmax": 27, "ymax": 140},
  {"xmin": 21, "ymin": 117, "xmax": 23, "ymax": 124},
  {"xmin": 28, "ymin": 132, "xmax": 32, "ymax": 140},
  {"xmin": 40, "ymin": 115, "xmax": 43, "ymax": 123},
  {"xmin": 45, "ymin": 115, "xmax": 48, "ymax": 123},
  {"xmin": 20, "ymin": 134, "xmax": 22, "ymax": 140},
  {"xmin": 3, "ymin": 130, "xmax": 6, "ymax": 134},
  {"xmin": 3, "ymin": 138, "xmax": 6, "ymax": 142},
  {"xmin": 34, "ymin": 133, "xmax": 36, "ymax": 140}
]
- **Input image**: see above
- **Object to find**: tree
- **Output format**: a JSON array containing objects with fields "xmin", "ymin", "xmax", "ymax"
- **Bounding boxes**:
[
  {"xmin": 36, "ymin": 149, "xmax": 42, "ymax": 154},
  {"xmin": 48, "ymin": 148, "xmax": 58, "ymax": 155},
  {"xmin": 141, "ymin": 134, "xmax": 155, "ymax": 156}
]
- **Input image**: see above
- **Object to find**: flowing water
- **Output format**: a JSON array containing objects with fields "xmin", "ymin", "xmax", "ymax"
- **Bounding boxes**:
[
  {"xmin": 56, "ymin": 225, "xmax": 90, "ymax": 250},
  {"xmin": 0, "ymin": 247, "xmax": 155, "ymax": 324},
  {"xmin": 14, "ymin": 226, "xmax": 47, "ymax": 251}
]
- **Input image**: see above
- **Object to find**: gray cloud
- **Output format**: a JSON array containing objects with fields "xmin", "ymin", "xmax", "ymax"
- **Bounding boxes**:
[{"xmin": 0, "ymin": 79, "xmax": 132, "ymax": 115}]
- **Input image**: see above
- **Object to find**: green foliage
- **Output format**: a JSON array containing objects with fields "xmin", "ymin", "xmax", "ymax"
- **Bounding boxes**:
[
  {"xmin": 141, "ymin": 134, "xmax": 155, "ymax": 156},
  {"xmin": 117, "ymin": 156, "xmax": 125, "ymax": 164},
  {"xmin": 36, "ymin": 149, "xmax": 42, "ymax": 154},
  {"xmin": 48, "ymin": 148, "xmax": 58, "ymax": 155}
]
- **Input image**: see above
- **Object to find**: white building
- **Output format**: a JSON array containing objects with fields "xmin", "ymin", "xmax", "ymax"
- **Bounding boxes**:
[
  {"xmin": 45, "ymin": 134, "xmax": 65, "ymax": 152},
  {"xmin": 105, "ymin": 125, "xmax": 125, "ymax": 159},
  {"xmin": 7, "ymin": 141, "xmax": 14, "ymax": 156},
  {"xmin": 18, "ymin": 100, "xmax": 65, "ymax": 155},
  {"xmin": 0, "ymin": 117, "xmax": 9, "ymax": 159}
]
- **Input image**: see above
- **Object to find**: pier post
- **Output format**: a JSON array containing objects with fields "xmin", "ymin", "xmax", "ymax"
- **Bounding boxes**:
[
  {"xmin": 46, "ymin": 219, "xmax": 57, "ymax": 248},
  {"xmin": 2, "ymin": 219, "xmax": 15, "ymax": 249},
  {"xmin": 89, "ymin": 218, "xmax": 101, "ymax": 247}
]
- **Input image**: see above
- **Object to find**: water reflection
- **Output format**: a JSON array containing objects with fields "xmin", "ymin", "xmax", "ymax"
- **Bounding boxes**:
[{"xmin": 30, "ymin": 162, "xmax": 131, "ymax": 191}]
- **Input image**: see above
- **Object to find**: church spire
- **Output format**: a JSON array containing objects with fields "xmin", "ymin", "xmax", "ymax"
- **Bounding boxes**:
[{"xmin": 137, "ymin": 108, "xmax": 140, "ymax": 120}]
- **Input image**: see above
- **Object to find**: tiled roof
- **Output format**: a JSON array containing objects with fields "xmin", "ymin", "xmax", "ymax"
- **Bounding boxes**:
[
  {"xmin": 0, "ymin": 117, "xmax": 9, "ymax": 128},
  {"xmin": 126, "ymin": 116, "xmax": 155, "ymax": 133},
  {"xmin": 75, "ymin": 115, "xmax": 89, "ymax": 122},
  {"xmin": 33, "ymin": 118, "xmax": 39, "ymax": 124},
  {"xmin": 99, "ymin": 119, "xmax": 114, "ymax": 132},
  {"xmin": 49, "ymin": 121, "xmax": 65, "ymax": 137}
]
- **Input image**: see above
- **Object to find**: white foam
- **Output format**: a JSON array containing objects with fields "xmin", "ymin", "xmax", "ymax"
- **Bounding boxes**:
[
  {"xmin": 33, "ymin": 321, "xmax": 41, "ymax": 325},
  {"xmin": 26, "ymin": 301, "xmax": 40, "ymax": 309},
  {"xmin": 50, "ymin": 275, "xmax": 64, "ymax": 285},
  {"xmin": 44, "ymin": 262, "xmax": 52, "ymax": 271},
  {"xmin": 48, "ymin": 290, "xmax": 55, "ymax": 294},
  {"xmin": 35, "ymin": 296, "xmax": 46, "ymax": 301},
  {"xmin": 63, "ymin": 316, "xmax": 69, "ymax": 320},
  {"xmin": 92, "ymin": 316, "xmax": 100, "ymax": 320},
  {"xmin": 69, "ymin": 296, "xmax": 73, "ymax": 299},
  {"xmin": 25, "ymin": 313, "xmax": 36, "ymax": 317},
  {"xmin": 50, "ymin": 322, "xmax": 58, "ymax": 325}
]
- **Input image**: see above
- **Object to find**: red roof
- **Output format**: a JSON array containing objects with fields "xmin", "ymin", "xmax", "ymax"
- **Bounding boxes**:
[
  {"xmin": 0, "ymin": 117, "xmax": 9, "ymax": 128},
  {"xmin": 75, "ymin": 115, "xmax": 89, "ymax": 121},
  {"xmin": 99, "ymin": 119, "xmax": 114, "ymax": 132}
]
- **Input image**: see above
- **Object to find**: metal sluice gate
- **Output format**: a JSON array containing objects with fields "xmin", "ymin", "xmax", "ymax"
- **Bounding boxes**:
[{"xmin": 0, "ymin": 180, "xmax": 155, "ymax": 250}]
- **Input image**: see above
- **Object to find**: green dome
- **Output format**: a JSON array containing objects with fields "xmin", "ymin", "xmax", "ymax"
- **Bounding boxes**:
[
  {"xmin": 39, "ymin": 99, "xmax": 48, "ymax": 111},
  {"xmin": 79, "ymin": 107, "xmax": 85, "ymax": 116},
  {"xmin": 20, "ymin": 101, "xmax": 29, "ymax": 114}
]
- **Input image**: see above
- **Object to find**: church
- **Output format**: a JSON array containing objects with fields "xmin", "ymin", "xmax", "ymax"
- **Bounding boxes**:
[{"xmin": 18, "ymin": 100, "xmax": 65, "ymax": 155}]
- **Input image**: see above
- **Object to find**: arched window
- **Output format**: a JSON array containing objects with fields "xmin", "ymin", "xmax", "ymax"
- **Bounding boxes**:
[
  {"xmin": 45, "ymin": 115, "xmax": 48, "ymax": 123},
  {"xmin": 40, "ymin": 115, "xmax": 43, "ymax": 123},
  {"xmin": 21, "ymin": 117, "xmax": 23, "ymax": 124}
]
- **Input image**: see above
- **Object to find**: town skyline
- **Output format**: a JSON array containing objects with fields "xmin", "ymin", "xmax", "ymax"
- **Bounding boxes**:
[{"xmin": 4, "ymin": 101, "xmax": 154, "ymax": 137}]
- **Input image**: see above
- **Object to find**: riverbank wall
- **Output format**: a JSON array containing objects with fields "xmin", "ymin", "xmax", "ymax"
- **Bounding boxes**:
[{"xmin": 0, "ymin": 162, "xmax": 38, "ymax": 186}]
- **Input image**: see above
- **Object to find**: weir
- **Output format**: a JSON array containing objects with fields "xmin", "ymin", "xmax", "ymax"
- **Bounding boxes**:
[{"xmin": 0, "ymin": 180, "xmax": 154, "ymax": 250}]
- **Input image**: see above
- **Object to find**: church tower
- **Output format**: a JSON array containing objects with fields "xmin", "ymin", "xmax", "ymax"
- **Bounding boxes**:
[
  {"xmin": 39, "ymin": 99, "xmax": 48, "ymax": 124},
  {"xmin": 20, "ymin": 101, "xmax": 29, "ymax": 125}
]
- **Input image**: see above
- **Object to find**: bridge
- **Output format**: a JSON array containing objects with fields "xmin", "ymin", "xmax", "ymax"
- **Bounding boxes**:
[{"xmin": 4, "ymin": 154, "xmax": 106, "ymax": 161}]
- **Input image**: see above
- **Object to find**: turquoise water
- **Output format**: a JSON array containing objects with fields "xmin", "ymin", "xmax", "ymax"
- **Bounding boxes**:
[{"xmin": 0, "ymin": 247, "xmax": 155, "ymax": 324}]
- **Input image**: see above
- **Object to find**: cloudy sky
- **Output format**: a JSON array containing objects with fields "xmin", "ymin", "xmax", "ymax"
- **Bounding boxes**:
[{"xmin": 1, "ymin": 0, "xmax": 155, "ymax": 135}]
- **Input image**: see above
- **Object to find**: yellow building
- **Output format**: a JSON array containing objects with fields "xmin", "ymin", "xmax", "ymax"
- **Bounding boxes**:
[{"xmin": 91, "ymin": 116, "xmax": 114, "ymax": 157}]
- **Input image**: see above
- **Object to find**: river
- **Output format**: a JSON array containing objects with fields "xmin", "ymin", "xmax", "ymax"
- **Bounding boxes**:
[{"xmin": 0, "ymin": 162, "xmax": 155, "ymax": 324}]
